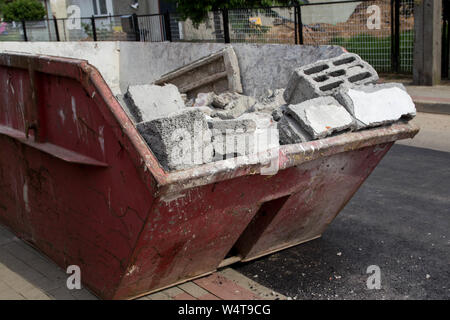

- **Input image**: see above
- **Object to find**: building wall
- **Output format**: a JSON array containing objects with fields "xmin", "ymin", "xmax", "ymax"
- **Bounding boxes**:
[
  {"xmin": 112, "ymin": 0, "xmax": 159, "ymax": 16},
  {"xmin": 61, "ymin": 0, "xmax": 162, "ymax": 17},
  {"xmin": 66, "ymin": 0, "xmax": 113, "ymax": 18}
]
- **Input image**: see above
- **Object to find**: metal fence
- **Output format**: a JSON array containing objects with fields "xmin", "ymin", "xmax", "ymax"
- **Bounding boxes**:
[
  {"xmin": 0, "ymin": 14, "xmax": 169, "ymax": 43},
  {"xmin": 138, "ymin": 13, "xmax": 171, "ymax": 42},
  {"xmin": 167, "ymin": 0, "xmax": 414, "ymax": 73},
  {"xmin": 228, "ymin": 7, "xmax": 296, "ymax": 44},
  {"xmin": 302, "ymin": 0, "xmax": 394, "ymax": 72},
  {"xmin": 0, "ymin": 0, "xmax": 414, "ymax": 73}
]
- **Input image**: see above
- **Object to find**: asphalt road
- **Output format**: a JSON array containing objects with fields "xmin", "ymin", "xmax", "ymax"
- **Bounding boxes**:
[{"xmin": 235, "ymin": 144, "xmax": 450, "ymax": 300}]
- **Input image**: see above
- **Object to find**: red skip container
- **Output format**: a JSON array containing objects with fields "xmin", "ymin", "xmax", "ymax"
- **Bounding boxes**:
[{"xmin": 0, "ymin": 51, "xmax": 418, "ymax": 299}]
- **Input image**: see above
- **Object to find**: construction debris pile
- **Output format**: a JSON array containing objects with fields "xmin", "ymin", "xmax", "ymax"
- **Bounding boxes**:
[{"xmin": 121, "ymin": 48, "xmax": 416, "ymax": 172}]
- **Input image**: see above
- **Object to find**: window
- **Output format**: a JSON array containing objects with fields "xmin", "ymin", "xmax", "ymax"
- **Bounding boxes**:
[{"xmin": 92, "ymin": 0, "xmax": 109, "ymax": 16}]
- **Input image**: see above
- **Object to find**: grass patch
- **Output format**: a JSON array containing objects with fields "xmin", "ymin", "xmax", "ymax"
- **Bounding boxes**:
[
  {"xmin": 0, "ymin": 32, "xmax": 24, "ymax": 41},
  {"xmin": 331, "ymin": 30, "xmax": 414, "ymax": 73}
]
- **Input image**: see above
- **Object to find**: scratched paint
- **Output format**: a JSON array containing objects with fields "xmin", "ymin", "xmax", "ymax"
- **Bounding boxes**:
[
  {"xmin": 9, "ymin": 81, "xmax": 15, "ymax": 95},
  {"xmin": 58, "ymin": 109, "xmax": 65, "ymax": 124},
  {"xmin": 98, "ymin": 126, "xmax": 105, "ymax": 154},
  {"xmin": 71, "ymin": 96, "xmax": 77, "ymax": 122},
  {"xmin": 126, "ymin": 265, "xmax": 139, "ymax": 276},
  {"xmin": 18, "ymin": 78, "xmax": 23, "ymax": 107},
  {"xmin": 23, "ymin": 182, "xmax": 30, "ymax": 213}
]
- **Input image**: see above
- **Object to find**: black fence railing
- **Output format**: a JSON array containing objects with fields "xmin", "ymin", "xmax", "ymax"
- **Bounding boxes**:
[
  {"xmin": 0, "ymin": 13, "xmax": 171, "ymax": 42},
  {"xmin": 0, "ymin": 0, "xmax": 415, "ymax": 73}
]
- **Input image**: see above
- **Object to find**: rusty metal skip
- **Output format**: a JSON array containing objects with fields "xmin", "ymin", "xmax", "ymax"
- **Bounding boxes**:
[{"xmin": 0, "ymin": 52, "xmax": 419, "ymax": 299}]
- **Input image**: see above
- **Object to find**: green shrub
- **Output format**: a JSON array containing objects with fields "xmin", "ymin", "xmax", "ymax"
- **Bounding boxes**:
[{"xmin": 2, "ymin": 0, "xmax": 46, "ymax": 22}]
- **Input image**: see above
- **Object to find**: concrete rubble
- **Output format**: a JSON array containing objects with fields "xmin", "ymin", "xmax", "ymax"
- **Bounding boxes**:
[
  {"xmin": 209, "ymin": 117, "xmax": 257, "ymax": 160},
  {"xmin": 123, "ymin": 50, "xmax": 416, "ymax": 172},
  {"xmin": 284, "ymin": 97, "xmax": 355, "ymax": 140},
  {"xmin": 136, "ymin": 109, "xmax": 213, "ymax": 171},
  {"xmin": 335, "ymin": 83, "xmax": 416, "ymax": 129},
  {"xmin": 210, "ymin": 112, "xmax": 279, "ymax": 160},
  {"xmin": 240, "ymin": 112, "xmax": 279, "ymax": 155},
  {"xmin": 283, "ymin": 53, "xmax": 378, "ymax": 105},
  {"xmin": 125, "ymin": 84, "xmax": 185, "ymax": 122},
  {"xmin": 278, "ymin": 113, "xmax": 311, "ymax": 145}
]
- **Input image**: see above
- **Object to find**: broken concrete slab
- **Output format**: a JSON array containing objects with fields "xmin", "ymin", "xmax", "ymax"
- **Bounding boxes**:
[
  {"xmin": 283, "ymin": 53, "xmax": 379, "ymax": 105},
  {"xmin": 125, "ymin": 84, "xmax": 185, "ymax": 122},
  {"xmin": 154, "ymin": 47, "xmax": 243, "ymax": 99},
  {"xmin": 278, "ymin": 114, "xmax": 311, "ymax": 145},
  {"xmin": 335, "ymin": 83, "xmax": 416, "ymax": 129},
  {"xmin": 215, "ymin": 95, "xmax": 257, "ymax": 120},
  {"xmin": 285, "ymin": 97, "xmax": 355, "ymax": 139},
  {"xmin": 136, "ymin": 109, "xmax": 213, "ymax": 171}
]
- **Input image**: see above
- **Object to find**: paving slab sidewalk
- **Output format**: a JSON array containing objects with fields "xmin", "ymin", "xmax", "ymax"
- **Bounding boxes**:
[
  {"xmin": 378, "ymin": 75, "xmax": 450, "ymax": 152},
  {"xmin": 379, "ymin": 76, "xmax": 450, "ymax": 115},
  {"xmin": 397, "ymin": 112, "xmax": 450, "ymax": 153},
  {"xmin": 0, "ymin": 225, "xmax": 286, "ymax": 300}
]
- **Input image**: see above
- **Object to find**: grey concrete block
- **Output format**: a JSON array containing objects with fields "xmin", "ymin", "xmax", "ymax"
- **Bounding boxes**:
[
  {"xmin": 283, "ymin": 53, "xmax": 379, "ymax": 104},
  {"xmin": 208, "ymin": 118, "xmax": 257, "ymax": 133},
  {"xmin": 210, "ymin": 113, "xmax": 278, "ymax": 160},
  {"xmin": 334, "ymin": 83, "xmax": 417, "ymax": 129},
  {"xmin": 278, "ymin": 114, "xmax": 311, "ymax": 145},
  {"xmin": 125, "ymin": 84, "xmax": 185, "ymax": 122},
  {"xmin": 285, "ymin": 97, "xmax": 355, "ymax": 139},
  {"xmin": 137, "ymin": 109, "xmax": 213, "ymax": 171},
  {"xmin": 210, "ymin": 117, "xmax": 257, "ymax": 160},
  {"xmin": 210, "ymin": 128, "xmax": 251, "ymax": 161}
]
